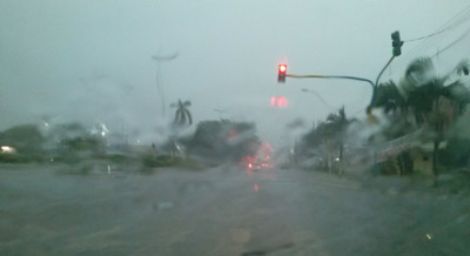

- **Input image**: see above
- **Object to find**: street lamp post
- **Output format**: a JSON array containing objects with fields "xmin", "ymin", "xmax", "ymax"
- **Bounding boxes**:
[
  {"xmin": 151, "ymin": 52, "xmax": 178, "ymax": 117},
  {"xmin": 300, "ymin": 88, "xmax": 337, "ymax": 111}
]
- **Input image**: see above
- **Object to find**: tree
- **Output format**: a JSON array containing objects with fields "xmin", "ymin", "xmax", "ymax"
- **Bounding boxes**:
[
  {"xmin": 326, "ymin": 107, "xmax": 349, "ymax": 174},
  {"xmin": 299, "ymin": 107, "xmax": 351, "ymax": 174},
  {"xmin": 374, "ymin": 57, "xmax": 470, "ymax": 180},
  {"xmin": 405, "ymin": 58, "xmax": 469, "ymax": 181},
  {"xmin": 373, "ymin": 80, "xmax": 406, "ymax": 115},
  {"xmin": 186, "ymin": 120, "xmax": 259, "ymax": 162},
  {"xmin": 0, "ymin": 124, "xmax": 45, "ymax": 156},
  {"xmin": 171, "ymin": 99, "xmax": 193, "ymax": 128}
]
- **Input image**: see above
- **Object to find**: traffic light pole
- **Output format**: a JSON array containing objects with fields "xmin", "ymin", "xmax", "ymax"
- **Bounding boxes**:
[
  {"xmin": 375, "ymin": 56, "xmax": 395, "ymax": 88},
  {"xmin": 281, "ymin": 31, "xmax": 402, "ymax": 110},
  {"xmin": 285, "ymin": 54, "xmax": 396, "ymax": 108},
  {"xmin": 286, "ymin": 73, "xmax": 376, "ymax": 106}
]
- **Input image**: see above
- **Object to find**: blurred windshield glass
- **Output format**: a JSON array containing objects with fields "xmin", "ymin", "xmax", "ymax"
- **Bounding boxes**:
[{"xmin": 1, "ymin": 1, "xmax": 470, "ymax": 255}]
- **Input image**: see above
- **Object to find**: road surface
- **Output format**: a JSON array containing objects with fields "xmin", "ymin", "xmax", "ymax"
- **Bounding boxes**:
[{"xmin": 1, "ymin": 164, "xmax": 469, "ymax": 255}]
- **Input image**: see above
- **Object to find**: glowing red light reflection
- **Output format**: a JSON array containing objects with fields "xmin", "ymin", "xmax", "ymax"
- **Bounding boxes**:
[{"xmin": 270, "ymin": 96, "xmax": 288, "ymax": 108}]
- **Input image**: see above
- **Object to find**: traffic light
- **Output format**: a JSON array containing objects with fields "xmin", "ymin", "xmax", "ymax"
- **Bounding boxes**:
[
  {"xmin": 278, "ymin": 64, "xmax": 287, "ymax": 83},
  {"xmin": 391, "ymin": 31, "xmax": 404, "ymax": 57}
]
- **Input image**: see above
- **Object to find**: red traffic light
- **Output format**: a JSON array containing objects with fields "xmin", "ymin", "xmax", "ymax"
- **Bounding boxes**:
[{"xmin": 278, "ymin": 64, "xmax": 287, "ymax": 83}]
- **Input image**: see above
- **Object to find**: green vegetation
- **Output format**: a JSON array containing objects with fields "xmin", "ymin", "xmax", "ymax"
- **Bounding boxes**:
[
  {"xmin": 171, "ymin": 99, "xmax": 193, "ymax": 127},
  {"xmin": 0, "ymin": 124, "xmax": 46, "ymax": 163},
  {"xmin": 439, "ymin": 137, "xmax": 470, "ymax": 168},
  {"xmin": 185, "ymin": 120, "xmax": 259, "ymax": 162},
  {"xmin": 297, "ymin": 57, "xmax": 470, "ymax": 187},
  {"xmin": 298, "ymin": 107, "xmax": 352, "ymax": 173},
  {"xmin": 0, "ymin": 124, "xmax": 44, "ymax": 150},
  {"xmin": 373, "ymin": 57, "xmax": 470, "ymax": 181},
  {"xmin": 141, "ymin": 154, "xmax": 200, "ymax": 168},
  {"xmin": 0, "ymin": 153, "xmax": 44, "ymax": 163}
]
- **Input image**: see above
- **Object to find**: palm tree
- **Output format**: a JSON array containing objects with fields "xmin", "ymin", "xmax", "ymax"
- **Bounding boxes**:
[
  {"xmin": 166, "ymin": 99, "xmax": 192, "ymax": 158},
  {"xmin": 171, "ymin": 99, "xmax": 193, "ymax": 128},
  {"xmin": 318, "ymin": 107, "xmax": 349, "ymax": 174},
  {"xmin": 374, "ymin": 80, "xmax": 407, "ymax": 115},
  {"xmin": 455, "ymin": 59, "xmax": 469, "ymax": 76},
  {"xmin": 395, "ymin": 57, "xmax": 469, "ymax": 181},
  {"xmin": 372, "ymin": 57, "xmax": 470, "ymax": 179}
]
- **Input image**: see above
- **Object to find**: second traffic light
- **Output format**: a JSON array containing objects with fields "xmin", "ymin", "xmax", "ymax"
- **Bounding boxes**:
[
  {"xmin": 278, "ymin": 64, "xmax": 287, "ymax": 83},
  {"xmin": 391, "ymin": 31, "xmax": 404, "ymax": 57}
]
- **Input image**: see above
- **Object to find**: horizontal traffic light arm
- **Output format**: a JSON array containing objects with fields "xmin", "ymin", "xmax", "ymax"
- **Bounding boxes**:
[
  {"xmin": 286, "ymin": 73, "xmax": 375, "ymax": 88},
  {"xmin": 285, "ymin": 73, "xmax": 377, "ymax": 108}
]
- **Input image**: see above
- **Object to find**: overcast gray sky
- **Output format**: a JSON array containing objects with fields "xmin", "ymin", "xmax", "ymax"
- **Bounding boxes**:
[{"xmin": 1, "ymin": 0, "xmax": 469, "ymax": 144}]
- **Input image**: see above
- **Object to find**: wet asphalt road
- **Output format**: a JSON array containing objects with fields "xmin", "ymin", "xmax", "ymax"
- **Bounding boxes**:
[{"xmin": 1, "ymin": 164, "xmax": 469, "ymax": 256}]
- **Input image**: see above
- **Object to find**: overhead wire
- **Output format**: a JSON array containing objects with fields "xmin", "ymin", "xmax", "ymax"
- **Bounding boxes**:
[
  {"xmin": 413, "ymin": 7, "xmax": 470, "ymax": 49},
  {"xmin": 383, "ymin": 4, "xmax": 470, "ymax": 80},
  {"xmin": 404, "ymin": 5, "xmax": 470, "ymax": 57},
  {"xmin": 404, "ymin": 4, "xmax": 470, "ymax": 43},
  {"xmin": 432, "ymin": 25, "xmax": 470, "ymax": 58}
]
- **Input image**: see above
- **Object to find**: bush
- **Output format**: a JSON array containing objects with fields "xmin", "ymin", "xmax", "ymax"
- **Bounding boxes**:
[
  {"xmin": 140, "ymin": 153, "xmax": 202, "ymax": 170},
  {"xmin": 0, "ymin": 153, "xmax": 45, "ymax": 163},
  {"xmin": 439, "ymin": 138, "xmax": 470, "ymax": 169},
  {"xmin": 186, "ymin": 120, "xmax": 259, "ymax": 162},
  {"xmin": 142, "ymin": 154, "xmax": 175, "ymax": 167},
  {"xmin": 0, "ymin": 124, "xmax": 45, "ymax": 155}
]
